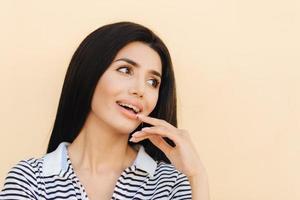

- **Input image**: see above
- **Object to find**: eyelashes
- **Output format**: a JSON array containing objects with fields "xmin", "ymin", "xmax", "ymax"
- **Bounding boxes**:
[
  {"xmin": 117, "ymin": 66, "xmax": 160, "ymax": 88},
  {"xmin": 117, "ymin": 66, "xmax": 132, "ymax": 75},
  {"xmin": 148, "ymin": 79, "xmax": 160, "ymax": 88}
]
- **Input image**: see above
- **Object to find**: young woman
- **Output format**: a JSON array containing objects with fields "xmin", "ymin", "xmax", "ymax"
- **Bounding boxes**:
[{"xmin": 0, "ymin": 22, "xmax": 209, "ymax": 200}]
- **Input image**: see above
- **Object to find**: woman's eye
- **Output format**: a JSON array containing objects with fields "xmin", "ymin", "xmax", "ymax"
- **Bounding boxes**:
[
  {"xmin": 117, "ymin": 66, "xmax": 132, "ymax": 75},
  {"xmin": 148, "ymin": 79, "xmax": 160, "ymax": 88},
  {"xmin": 117, "ymin": 66, "xmax": 160, "ymax": 88}
]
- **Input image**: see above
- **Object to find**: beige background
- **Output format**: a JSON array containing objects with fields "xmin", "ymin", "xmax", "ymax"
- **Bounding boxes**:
[{"xmin": 0, "ymin": 0, "xmax": 299, "ymax": 199}]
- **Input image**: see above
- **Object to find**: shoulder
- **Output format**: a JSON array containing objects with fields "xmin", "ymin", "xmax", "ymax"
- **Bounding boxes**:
[
  {"xmin": 4, "ymin": 157, "xmax": 43, "ymax": 182},
  {"xmin": 8, "ymin": 157, "xmax": 43, "ymax": 178},
  {"xmin": 0, "ymin": 157, "xmax": 43, "ymax": 199},
  {"xmin": 156, "ymin": 161, "xmax": 190, "ymax": 181},
  {"xmin": 156, "ymin": 161, "xmax": 192, "ymax": 199},
  {"xmin": 156, "ymin": 161, "xmax": 192, "ymax": 184}
]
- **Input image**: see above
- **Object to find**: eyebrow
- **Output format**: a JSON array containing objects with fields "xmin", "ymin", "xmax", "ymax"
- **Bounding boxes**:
[{"xmin": 114, "ymin": 58, "xmax": 162, "ymax": 78}]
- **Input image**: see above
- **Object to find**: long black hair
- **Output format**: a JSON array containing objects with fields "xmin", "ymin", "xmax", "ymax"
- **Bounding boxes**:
[{"xmin": 47, "ymin": 21, "xmax": 177, "ymax": 163}]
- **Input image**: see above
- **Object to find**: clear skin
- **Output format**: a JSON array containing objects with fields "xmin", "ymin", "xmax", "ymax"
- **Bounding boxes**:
[
  {"xmin": 67, "ymin": 41, "xmax": 210, "ymax": 200},
  {"xmin": 67, "ymin": 41, "xmax": 162, "ymax": 199}
]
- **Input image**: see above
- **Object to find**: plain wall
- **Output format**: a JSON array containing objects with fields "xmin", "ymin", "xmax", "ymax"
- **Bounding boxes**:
[{"xmin": 0, "ymin": 0, "xmax": 299, "ymax": 199}]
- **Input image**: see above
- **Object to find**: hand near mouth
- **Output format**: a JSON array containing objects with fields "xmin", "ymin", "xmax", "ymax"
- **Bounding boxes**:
[
  {"xmin": 130, "ymin": 114, "xmax": 210, "ymax": 199},
  {"xmin": 130, "ymin": 114, "xmax": 207, "ymax": 179}
]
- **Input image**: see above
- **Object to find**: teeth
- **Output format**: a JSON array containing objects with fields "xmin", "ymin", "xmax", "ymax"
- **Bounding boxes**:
[{"xmin": 118, "ymin": 102, "xmax": 140, "ymax": 113}]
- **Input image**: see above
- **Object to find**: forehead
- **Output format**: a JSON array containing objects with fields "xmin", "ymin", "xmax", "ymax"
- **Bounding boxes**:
[{"xmin": 113, "ymin": 41, "xmax": 162, "ymax": 74}]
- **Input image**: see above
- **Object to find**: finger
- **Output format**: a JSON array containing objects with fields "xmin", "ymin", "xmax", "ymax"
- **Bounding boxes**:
[
  {"xmin": 133, "ymin": 126, "xmax": 179, "ymax": 144},
  {"xmin": 130, "ymin": 134, "xmax": 173, "ymax": 156},
  {"xmin": 130, "ymin": 134, "xmax": 157, "ymax": 142},
  {"xmin": 136, "ymin": 114, "xmax": 174, "ymax": 129},
  {"xmin": 130, "ymin": 133, "xmax": 158, "ymax": 142}
]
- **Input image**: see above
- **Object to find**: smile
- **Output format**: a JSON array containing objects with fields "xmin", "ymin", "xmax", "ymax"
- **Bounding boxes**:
[
  {"xmin": 117, "ymin": 102, "xmax": 141, "ymax": 113},
  {"xmin": 116, "ymin": 102, "xmax": 139, "ymax": 120}
]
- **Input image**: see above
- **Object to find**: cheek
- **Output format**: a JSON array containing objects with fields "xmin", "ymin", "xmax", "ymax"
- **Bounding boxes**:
[
  {"xmin": 91, "ymin": 75, "xmax": 120, "ymax": 110},
  {"xmin": 146, "ymin": 91, "xmax": 159, "ymax": 113}
]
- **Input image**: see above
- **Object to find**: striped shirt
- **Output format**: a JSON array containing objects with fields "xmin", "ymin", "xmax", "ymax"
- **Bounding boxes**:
[{"xmin": 0, "ymin": 142, "xmax": 192, "ymax": 199}]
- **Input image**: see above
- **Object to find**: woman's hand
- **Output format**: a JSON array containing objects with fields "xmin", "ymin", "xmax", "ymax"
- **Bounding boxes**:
[{"xmin": 129, "ymin": 114, "xmax": 207, "ymax": 178}]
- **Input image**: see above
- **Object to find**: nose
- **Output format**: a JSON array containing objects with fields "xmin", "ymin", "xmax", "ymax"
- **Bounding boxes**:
[{"xmin": 129, "ymin": 79, "xmax": 144, "ymax": 98}]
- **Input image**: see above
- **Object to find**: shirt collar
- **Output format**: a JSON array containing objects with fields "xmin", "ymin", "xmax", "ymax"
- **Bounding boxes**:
[{"xmin": 42, "ymin": 142, "xmax": 157, "ymax": 177}]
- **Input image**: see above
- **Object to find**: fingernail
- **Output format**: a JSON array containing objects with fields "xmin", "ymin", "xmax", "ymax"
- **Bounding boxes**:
[
  {"xmin": 132, "ymin": 131, "xmax": 140, "ymax": 137},
  {"xmin": 129, "ymin": 137, "xmax": 136, "ymax": 142},
  {"xmin": 142, "ymin": 127, "xmax": 150, "ymax": 131}
]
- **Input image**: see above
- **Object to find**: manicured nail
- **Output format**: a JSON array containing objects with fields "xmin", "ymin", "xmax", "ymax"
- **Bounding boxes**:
[
  {"xmin": 129, "ymin": 137, "xmax": 136, "ymax": 142},
  {"xmin": 142, "ymin": 127, "xmax": 151, "ymax": 131},
  {"xmin": 132, "ymin": 131, "xmax": 141, "ymax": 137}
]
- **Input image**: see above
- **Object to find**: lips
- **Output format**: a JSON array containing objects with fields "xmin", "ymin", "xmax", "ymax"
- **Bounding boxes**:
[
  {"xmin": 116, "ymin": 99, "xmax": 143, "ymax": 120},
  {"xmin": 116, "ymin": 99, "xmax": 143, "ymax": 114}
]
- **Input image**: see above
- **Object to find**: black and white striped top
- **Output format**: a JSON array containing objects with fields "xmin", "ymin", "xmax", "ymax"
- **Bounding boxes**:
[{"xmin": 0, "ymin": 142, "xmax": 192, "ymax": 199}]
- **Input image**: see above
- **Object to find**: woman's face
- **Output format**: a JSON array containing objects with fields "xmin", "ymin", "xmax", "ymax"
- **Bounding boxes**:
[{"xmin": 90, "ymin": 41, "xmax": 162, "ymax": 134}]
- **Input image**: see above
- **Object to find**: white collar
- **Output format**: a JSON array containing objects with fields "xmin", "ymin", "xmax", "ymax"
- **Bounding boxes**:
[{"xmin": 42, "ymin": 142, "xmax": 157, "ymax": 177}]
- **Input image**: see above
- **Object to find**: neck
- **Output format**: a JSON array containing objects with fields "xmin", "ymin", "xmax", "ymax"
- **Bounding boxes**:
[{"xmin": 67, "ymin": 111, "xmax": 138, "ymax": 175}]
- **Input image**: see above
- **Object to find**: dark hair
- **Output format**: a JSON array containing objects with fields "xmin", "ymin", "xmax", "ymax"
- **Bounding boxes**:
[{"xmin": 47, "ymin": 21, "xmax": 177, "ymax": 163}]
